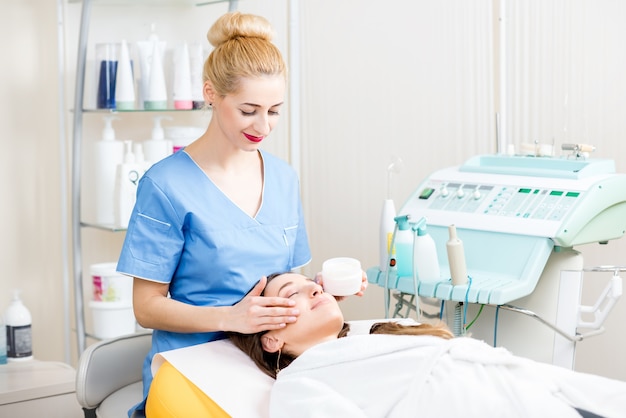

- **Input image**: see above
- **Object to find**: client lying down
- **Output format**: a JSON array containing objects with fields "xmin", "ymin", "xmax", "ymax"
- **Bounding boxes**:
[{"xmin": 228, "ymin": 272, "xmax": 626, "ymax": 418}]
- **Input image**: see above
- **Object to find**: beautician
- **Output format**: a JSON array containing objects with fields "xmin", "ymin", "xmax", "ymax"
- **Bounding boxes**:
[{"xmin": 117, "ymin": 11, "xmax": 311, "ymax": 417}]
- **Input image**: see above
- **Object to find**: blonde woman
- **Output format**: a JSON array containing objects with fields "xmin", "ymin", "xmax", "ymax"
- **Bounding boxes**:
[{"xmin": 117, "ymin": 12, "xmax": 319, "ymax": 417}]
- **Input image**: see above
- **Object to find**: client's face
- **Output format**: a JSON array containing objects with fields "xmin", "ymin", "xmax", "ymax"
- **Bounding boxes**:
[{"xmin": 262, "ymin": 273, "xmax": 345, "ymax": 356}]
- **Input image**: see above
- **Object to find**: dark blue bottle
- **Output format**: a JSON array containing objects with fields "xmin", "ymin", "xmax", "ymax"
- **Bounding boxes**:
[{"xmin": 97, "ymin": 60, "xmax": 118, "ymax": 109}]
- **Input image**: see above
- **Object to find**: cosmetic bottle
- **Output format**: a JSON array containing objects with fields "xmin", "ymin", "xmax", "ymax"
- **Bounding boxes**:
[
  {"xmin": 189, "ymin": 42, "xmax": 205, "ymax": 109},
  {"xmin": 114, "ymin": 141, "xmax": 142, "ymax": 229},
  {"xmin": 94, "ymin": 116, "xmax": 124, "ymax": 226},
  {"xmin": 379, "ymin": 199, "xmax": 396, "ymax": 272},
  {"xmin": 115, "ymin": 40, "xmax": 135, "ymax": 110},
  {"xmin": 172, "ymin": 42, "xmax": 193, "ymax": 110},
  {"xmin": 412, "ymin": 223, "xmax": 440, "ymax": 281},
  {"xmin": 137, "ymin": 24, "xmax": 166, "ymax": 109},
  {"xmin": 96, "ymin": 43, "xmax": 118, "ymax": 109},
  {"xmin": 144, "ymin": 38, "xmax": 167, "ymax": 110},
  {"xmin": 447, "ymin": 224, "xmax": 468, "ymax": 285},
  {"xmin": 5, "ymin": 290, "xmax": 33, "ymax": 361},
  {"xmin": 143, "ymin": 116, "xmax": 173, "ymax": 165},
  {"xmin": 394, "ymin": 216, "xmax": 414, "ymax": 277}
]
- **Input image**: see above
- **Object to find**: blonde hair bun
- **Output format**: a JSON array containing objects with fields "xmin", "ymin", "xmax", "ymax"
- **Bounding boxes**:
[{"xmin": 208, "ymin": 11, "xmax": 275, "ymax": 48}]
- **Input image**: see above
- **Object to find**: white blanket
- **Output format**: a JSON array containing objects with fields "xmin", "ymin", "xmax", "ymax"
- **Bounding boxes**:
[{"xmin": 270, "ymin": 335, "xmax": 626, "ymax": 418}]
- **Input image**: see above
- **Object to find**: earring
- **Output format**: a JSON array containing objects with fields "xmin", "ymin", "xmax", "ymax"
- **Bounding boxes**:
[{"xmin": 275, "ymin": 349, "xmax": 282, "ymax": 375}]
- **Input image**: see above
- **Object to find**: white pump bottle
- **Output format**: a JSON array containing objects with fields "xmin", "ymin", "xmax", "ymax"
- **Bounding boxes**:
[{"xmin": 94, "ymin": 116, "xmax": 124, "ymax": 225}]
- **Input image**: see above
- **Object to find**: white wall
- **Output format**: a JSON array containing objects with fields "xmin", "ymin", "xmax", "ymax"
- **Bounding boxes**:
[
  {"xmin": 1, "ymin": 0, "xmax": 624, "ymax": 382},
  {"xmin": 0, "ymin": 0, "xmax": 66, "ymax": 363},
  {"xmin": 299, "ymin": 0, "xmax": 626, "ymax": 381}
]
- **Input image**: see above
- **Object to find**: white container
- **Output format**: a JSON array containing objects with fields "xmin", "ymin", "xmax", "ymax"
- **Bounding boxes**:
[
  {"xmin": 413, "ymin": 225, "xmax": 440, "ymax": 281},
  {"xmin": 5, "ymin": 290, "xmax": 33, "ymax": 361},
  {"xmin": 137, "ymin": 24, "xmax": 166, "ymax": 109},
  {"xmin": 144, "ymin": 38, "xmax": 167, "ymax": 110},
  {"xmin": 189, "ymin": 42, "xmax": 205, "ymax": 109},
  {"xmin": 94, "ymin": 116, "xmax": 124, "ymax": 226},
  {"xmin": 322, "ymin": 257, "xmax": 362, "ymax": 296},
  {"xmin": 90, "ymin": 262, "xmax": 133, "ymax": 302},
  {"xmin": 115, "ymin": 39, "xmax": 135, "ymax": 110},
  {"xmin": 379, "ymin": 199, "xmax": 396, "ymax": 272},
  {"xmin": 447, "ymin": 224, "xmax": 468, "ymax": 286},
  {"xmin": 172, "ymin": 42, "xmax": 193, "ymax": 110},
  {"xmin": 89, "ymin": 301, "xmax": 136, "ymax": 339},
  {"xmin": 395, "ymin": 227, "xmax": 414, "ymax": 277}
]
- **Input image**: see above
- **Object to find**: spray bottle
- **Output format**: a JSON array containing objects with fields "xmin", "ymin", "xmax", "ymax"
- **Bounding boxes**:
[
  {"xmin": 412, "ymin": 218, "xmax": 440, "ymax": 281},
  {"xmin": 447, "ymin": 224, "xmax": 468, "ymax": 285},
  {"xmin": 5, "ymin": 290, "xmax": 33, "ymax": 361}
]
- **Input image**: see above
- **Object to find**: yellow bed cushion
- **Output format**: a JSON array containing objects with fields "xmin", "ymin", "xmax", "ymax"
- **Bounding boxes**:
[{"xmin": 147, "ymin": 361, "xmax": 230, "ymax": 418}]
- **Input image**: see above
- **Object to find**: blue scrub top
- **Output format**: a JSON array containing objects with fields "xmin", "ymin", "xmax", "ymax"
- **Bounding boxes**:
[{"xmin": 117, "ymin": 149, "xmax": 311, "ymax": 411}]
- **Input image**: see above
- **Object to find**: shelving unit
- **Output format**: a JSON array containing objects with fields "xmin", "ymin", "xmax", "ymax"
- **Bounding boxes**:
[{"xmin": 70, "ymin": 0, "xmax": 237, "ymax": 355}]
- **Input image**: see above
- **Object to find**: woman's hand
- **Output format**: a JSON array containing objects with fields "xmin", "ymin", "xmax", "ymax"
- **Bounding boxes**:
[
  {"xmin": 315, "ymin": 270, "xmax": 369, "ymax": 302},
  {"xmin": 226, "ymin": 276, "xmax": 300, "ymax": 334}
]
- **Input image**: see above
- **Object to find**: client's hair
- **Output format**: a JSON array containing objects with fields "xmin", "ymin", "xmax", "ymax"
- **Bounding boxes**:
[
  {"xmin": 229, "ymin": 321, "xmax": 452, "ymax": 378},
  {"xmin": 228, "ymin": 272, "xmax": 454, "ymax": 378}
]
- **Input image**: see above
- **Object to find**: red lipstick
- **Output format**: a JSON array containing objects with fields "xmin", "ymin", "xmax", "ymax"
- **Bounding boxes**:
[{"xmin": 244, "ymin": 133, "xmax": 264, "ymax": 143}]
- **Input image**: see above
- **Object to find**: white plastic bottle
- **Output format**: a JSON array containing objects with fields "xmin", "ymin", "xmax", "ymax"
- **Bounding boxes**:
[
  {"xmin": 5, "ymin": 290, "xmax": 33, "ymax": 361},
  {"xmin": 189, "ymin": 42, "xmax": 205, "ymax": 109},
  {"xmin": 172, "ymin": 42, "xmax": 193, "ymax": 110},
  {"xmin": 115, "ymin": 39, "xmax": 136, "ymax": 110},
  {"xmin": 114, "ymin": 141, "xmax": 142, "ymax": 228},
  {"xmin": 137, "ymin": 24, "xmax": 166, "ymax": 109},
  {"xmin": 143, "ymin": 116, "xmax": 173, "ymax": 165},
  {"xmin": 413, "ymin": 224, "xmax": 440, "ymax": 280},
  {"xmin": 379, "ymin": 199, "xmax": 396, "ymax": 272},
  {"xmin": 394, "ymin": 216, "xmax": 414, "ymax": 277},
  {"xmin": 447, "ymin": 224, "xmax": 468, "ymax": 285},
  {"xmin": 94, "ymin": 116, "xmax": 124, "ymax": 226},
  {"xmin": 0, "ymin": 314, "xmax": 7, "ymax": 364},
  {"xmin": 144, "ymin": 38, "xmax": 167, "ymax": 110}
]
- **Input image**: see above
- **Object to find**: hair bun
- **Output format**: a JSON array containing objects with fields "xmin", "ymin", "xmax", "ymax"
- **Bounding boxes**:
[{"xmin": 207, "ymin": 11, "xmax": 275, "ymax": 48}]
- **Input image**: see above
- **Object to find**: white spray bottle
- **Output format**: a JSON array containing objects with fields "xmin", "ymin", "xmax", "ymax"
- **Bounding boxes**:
[
  {"xmin": 447, "ymin": 224, "xmax": 468, "ymax": 285},
  {"xmin": 114, "ymin": 141, "xmax": 142, "ymax": 228},
  {"xmin": 5, "ymin": 290, "xmax": 33, "ymax": 361},
  {"xmin": 412, "ymin": 218, "xmax": 440, "ymax": 281}
]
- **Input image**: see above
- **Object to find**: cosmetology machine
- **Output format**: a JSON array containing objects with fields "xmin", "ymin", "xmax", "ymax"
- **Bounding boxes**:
[{"xmin": 367, "ymin": 150, "xmax": 626, "ymax": 369}]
